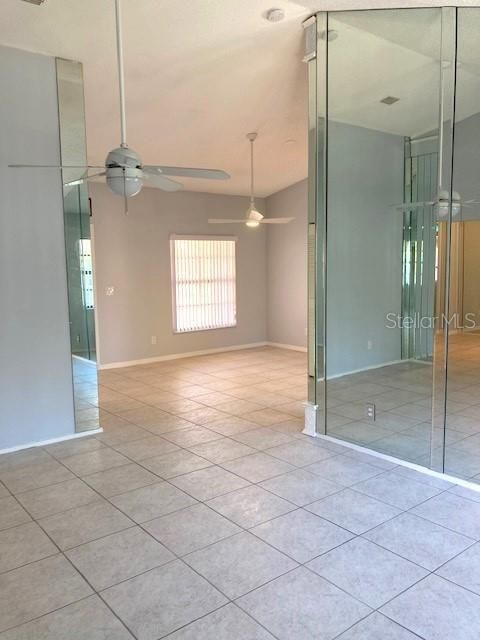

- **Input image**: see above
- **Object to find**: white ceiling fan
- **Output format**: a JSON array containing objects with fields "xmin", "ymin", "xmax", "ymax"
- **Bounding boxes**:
[
  {"xmin": 209, "ymin": 132, "xmax": 294, "ymax": 227},
  {"xmin": 394, "ymin": 189, "xmax": 480, "ymax": 220},
  {"xmin": 9, "ymin": 0, "xmax": 230, "ymax": 213}
]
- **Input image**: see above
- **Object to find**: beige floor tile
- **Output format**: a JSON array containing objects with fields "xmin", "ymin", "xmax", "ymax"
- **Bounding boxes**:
[
  {"xmin": 0, "ymin": 460, "xmax": 75, "ymax": 494},
  {"xmin": 96, "ymin": 424, "xmax": 152, "ymax": 446},
  {"xmin": 141, "ymin": 450, "xmax": 212, "ymax": 479},
  {"xmin": 62, "ymin": 448, "xmax": 130, "ymax": 476},
  {"xmin": 45, "ymin": 437, "xmax": 105, "ymax": 460},
  {"xmin": 244, "ymin": 408, "xmax": 298, "ymax": 426},
  {"xmin": 101, "ymin": 560, "xmax": 227, "ymax": 640},
  {"xmin": 0, "ymin": 555, "xmax": 92, "ymax": 633},
  {"xmin": 110, "ymin": 482, "xmax": 197, "ymax": 523},
  {"xmin": 66, "ymin": 526, "xmax": 174, "ymax": 590},
  {"xmin": 162, "ymin": 427, "xmax": 223, "ymax": 447},
  {"xmin": 16, "ymin": 478, "xmax": 98, "ymax": 519},
  {"xmin": 184, "ymin": 531, "xmax": 297, "ymax": 599},
  {"xmin": 188, "ymin": 438, "xmax": 256, "ymax": 463},
  {"xmin": 113, "ymin": 436, "xmax": 179, "ymax": 461},
  {"xmin": 0, "ymin": 522, "xmax": 58, "ymax": 573},
  {"xmin": 83, "ymin": 463, "xmax": 159, "ymax": 497},
  {"xmin": 0, "ymin": 496, "xmax": 31, "ymax": 531},
  {"xmin": 0, "ymin": 595, "xmax": 134, "ymax": 639},
  {"xmin": 144, "ymin": 503, "xmax": 240, "ymax": 555},
  {"xmin": 221, "ymin": 452, "xmax": 295, "ymax": 483},
  {"xmin": 39, "ymin": 500, "xmax": 132, "ymax": 550},
  {"xmin": 170, "ymin": 465, "xmax": 250, "ymax": 501}
]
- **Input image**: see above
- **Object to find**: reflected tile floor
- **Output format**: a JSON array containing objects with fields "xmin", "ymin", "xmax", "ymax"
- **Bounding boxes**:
[
  {"xmin": 328, "ymin": 332, "xmax": 480, "ymax": 482},
  {"xmin": 1, "ymin": 347, "xmax": 480, "ymax": 638}
]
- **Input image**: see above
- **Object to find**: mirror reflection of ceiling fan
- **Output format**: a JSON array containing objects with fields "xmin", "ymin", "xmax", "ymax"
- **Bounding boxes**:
[
  {"xmin": 9, "ymin": 0, "xmax": 230, "ymax": 213},
  {"xmin": 209, "ymin": 132, "xmax": 295, "ymax": 227},
  {"xmin": 394, "ymin": 190, "xmax": 480, "ymax": 219}
]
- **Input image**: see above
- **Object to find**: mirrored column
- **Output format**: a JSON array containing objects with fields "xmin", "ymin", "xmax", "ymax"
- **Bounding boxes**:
[{"xmin": 56, "ymin": 58, "xmax": 99, "ymax": 432}]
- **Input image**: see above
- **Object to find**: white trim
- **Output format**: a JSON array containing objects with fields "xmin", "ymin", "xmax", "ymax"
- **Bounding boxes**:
[
  {"xmin": 266, "ymin": 342, "xmax": 307, "ymax": 352},
  {"xmin": 170, "ymin": 234, "xmax": 238, "ymax": 242},
  {"xmin": 309, "ymin": 432, "xmax": 480, "ymax": 494},
  {"xmin": 326, "ymin": 358, "xmax": 405, "ymax": 380},
  {"xmin": 98, "ymin": 341, "xmax": 269, "ymax": 370},
  {"xmin": 303, "ymin": 403, "xmax": 319, "ymax": 436},
  {"xmin": 90, "ymin": 220, "xmax": 101, "ymax": 365},
  {"xmin": 0, "ymin": 428, "xmax": 103, "ymax": 456},
  {"xmin": 72, "ymin": 354, "xmax": 97, "ymax": 367}
]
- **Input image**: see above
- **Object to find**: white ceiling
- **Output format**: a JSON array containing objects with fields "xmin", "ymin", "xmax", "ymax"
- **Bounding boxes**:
[
  {"xmin": 0, "ymin": 0, "xmax": 310, "ymax": 197},
  {"xmin": 2, "ymin": 0, "xmax": 480, "ymax": 196},
  {"xmin": 328, "ymin": 11, "xmax": 480, "ymax": 137},
  {"xmin": 296, "ymin": 0, "xmax": 480, "ymax": 9}
]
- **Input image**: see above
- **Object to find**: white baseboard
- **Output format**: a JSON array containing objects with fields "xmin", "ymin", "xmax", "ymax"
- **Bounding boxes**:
[
  {"xmin": 98, "ymin": 342, "xmax": 270, "ymax": 370},
  {"xmin": 266, "ymin": 341, "xmax": 307, "ymax": 353},
  {"xmin": 0, "ymin": 428, "xmax": 103, "ymax": 456},
  {"xmin": 303, "ymin": 403, "xmax": 319, "ymax": 436},
  {"xmin": 327, "ymin": 358, "xmax": 405, "ymax": 380},
  {"xmin": 72, "ymin": 354, "xmax": 97, "ymax": 367}
]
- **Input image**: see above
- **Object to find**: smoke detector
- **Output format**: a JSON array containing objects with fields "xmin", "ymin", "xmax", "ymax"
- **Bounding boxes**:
[
  {"xmin": 21, "ymin": 0, "xmax": 46, "ymax": 4},
  {"xmin": 380, "ymin": 96, "xmax": 400, "ymax": 105},
  {"xmin": 265, "ymin": 8, "xmax": 285, "ymax": 22}
]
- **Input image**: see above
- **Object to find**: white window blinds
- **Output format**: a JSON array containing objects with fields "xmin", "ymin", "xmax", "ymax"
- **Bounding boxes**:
[{"xmin": 171, "ymin": 236, "xmax": 237, "ymax": 333}]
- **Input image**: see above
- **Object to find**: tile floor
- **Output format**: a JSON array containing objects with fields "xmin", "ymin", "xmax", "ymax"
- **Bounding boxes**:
[{"xmin": 1, "ymin": 347, "xmax": 480, "ymax": 638}]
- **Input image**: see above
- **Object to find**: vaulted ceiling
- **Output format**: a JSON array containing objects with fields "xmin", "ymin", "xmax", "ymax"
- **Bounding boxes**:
[
  {"xmin": 3, "ymin": 1, "xmax": 480, "ymax": 196},
  {"xmin": 0, "ymin": 0, "xmax": 310, "ymax": 196}
]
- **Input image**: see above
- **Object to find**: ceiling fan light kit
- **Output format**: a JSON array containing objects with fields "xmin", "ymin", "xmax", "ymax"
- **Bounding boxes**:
[{"xmin": 9, "ymin": 0, "xmax": 230, "ymax": 213}]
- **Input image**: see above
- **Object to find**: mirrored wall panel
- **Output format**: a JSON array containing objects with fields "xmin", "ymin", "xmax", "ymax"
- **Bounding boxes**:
[
  {"xmin": 57, "ymin": 58, "xmax": 99, "ymax": 432},
  {"xmin": 444, "ymin": 8, "xmax": 480, "ymax": 481},
  {"xmin": 323, "ymin": 8, "xmax": 443, "ymax": 465},
  {"xmin": 308, "ymin": 8, "xmax": 480, "ymax": 483}
]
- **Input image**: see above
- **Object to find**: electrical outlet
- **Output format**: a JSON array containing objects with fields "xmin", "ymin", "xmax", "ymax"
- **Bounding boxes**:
[
  {"xmin": 367, "ymin": 339, "xmax": 373, "ymax": 350},
  {"xmin": 151, "ymin": 336, "xmax": 157, "ymax": 345},
  {"xmin": 366, "ymin": 403, "xmax": 376, "ymax": 421}
]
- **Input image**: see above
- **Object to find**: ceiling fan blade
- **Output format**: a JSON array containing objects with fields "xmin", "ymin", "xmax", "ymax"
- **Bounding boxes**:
[
  {"xmin": 260, "ymin": 217, "xmax": 295, "ymax": 224},
  {"xmin": 143, "ymin": 172, "xmax": 183, "ymax": 192},
  {"xmin": 394, "ymin": 201, "xmax": 435, "ymax": 210},
  {"xmin": 64, "ymin": 171, "xmax": 106, "ymax": 187},
  {"xmin": 208, "ymin": 219, "xmax": 246, "ymax": 224},
  {"xmin": 9, "ymin": 164, "xmax": 103, "ymax": 169},
  {"xmin": 144, "ymin": 166, "xmax": 230, "ymax": 180}
]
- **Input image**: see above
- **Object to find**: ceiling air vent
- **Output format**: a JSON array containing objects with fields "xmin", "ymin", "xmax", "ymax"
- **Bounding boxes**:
[{"xmin": 380, "ymin": 96, "xmax": 400, "ymax": 105}]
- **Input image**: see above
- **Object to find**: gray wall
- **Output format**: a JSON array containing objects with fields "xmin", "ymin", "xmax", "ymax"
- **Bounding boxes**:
[
  {"xmin": 0, "ymin": 46, "xmax": 75, "ymax": 450},
  {"xmin": 90, "ymin": 183, "xmax": 267, "ymax": 366},
  {"xmin": 453, "ymin": 112, "xmax": 480, "ymax": 218},
  {"xmin": 266, "ymin": 180, "xmax": 308, "ymax": 349},
  {"xmin": 326, "ymin": 122, "xmax": 404, "ymax": 377}
]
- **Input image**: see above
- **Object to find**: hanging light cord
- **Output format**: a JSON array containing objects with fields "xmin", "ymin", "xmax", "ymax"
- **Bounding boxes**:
[{"xmin": 250, "ymin": 137, "xmax": 255, "ymax": 208}]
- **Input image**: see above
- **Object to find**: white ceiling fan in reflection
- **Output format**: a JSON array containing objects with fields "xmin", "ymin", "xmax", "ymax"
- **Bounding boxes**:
[
  {"xmin": 9, "ymin": 0, "xmax": 230, "ymax": 213},
  {"xmin": 395, "ymin": 190, "xmax": 480, "ymax": 220},
  {"xmin": 209, "ymin": 132, "xmax": 294, "ymax": 227}
]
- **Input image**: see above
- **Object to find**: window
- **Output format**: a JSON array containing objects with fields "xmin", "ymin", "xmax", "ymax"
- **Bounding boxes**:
[
  {"xmin": 171, "ymin": 235, "xmax": 237, "ymax": 333},
  {"xmin": 78, "ymin": 239, "xmax": 95, "ymax": 310}
]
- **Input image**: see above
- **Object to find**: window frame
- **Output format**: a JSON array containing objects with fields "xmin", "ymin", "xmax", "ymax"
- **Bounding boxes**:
[{"xmin": 170, "ymin": 234, "xmax": 238, "ymax": 334}]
